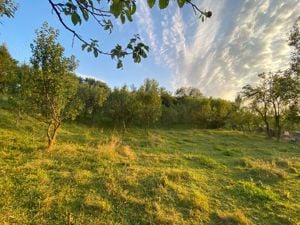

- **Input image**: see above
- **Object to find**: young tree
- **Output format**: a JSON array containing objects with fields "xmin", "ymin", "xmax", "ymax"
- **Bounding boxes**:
[
  {"xmin": 242, "ymin": 73, "xmax": 273, "ymax": 138},
  {"xmin": 136, "ymin": 79, "xmax": 161, "ymax": 132},
  {"xmin": 77, "ymin": 77, "xmax": 110, "ymax": 120},
  {"xmin": 243, "ymin": 72, "xmax": 295, "ymax": 140},
  {"xmin": 208, "ymin": 98, "xmax": 232, "ymax": 128},
  {"xmin": 29, "ymin": 23, "xmax": 83, "ymax": 149},
  {"xmin": 105, "ymin": 85, "xmax": 136, "ymax": 131}
]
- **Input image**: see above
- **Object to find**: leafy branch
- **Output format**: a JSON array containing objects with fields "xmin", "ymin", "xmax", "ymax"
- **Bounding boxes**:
[{"xmin": 48, "ymin": 0, "xmax": 211, "ymax": 68}]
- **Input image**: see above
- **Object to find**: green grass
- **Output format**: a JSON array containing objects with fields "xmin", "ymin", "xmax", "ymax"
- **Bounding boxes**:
[{"xmin": 0, "ymin": 108, "xmax": 300, "ymax": 224}]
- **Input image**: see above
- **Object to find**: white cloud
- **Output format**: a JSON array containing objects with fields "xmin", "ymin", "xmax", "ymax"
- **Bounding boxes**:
[
  {"xmin": 179, "ymin": 0, "xmax": 299, "ymax": 99},
  {"xmin": 133, "ymin": 0, "xmax": 299, "ymax": 100},
  {"xmin": 135, "ymin": 0, "xmax": 159, "ymax": 60}
]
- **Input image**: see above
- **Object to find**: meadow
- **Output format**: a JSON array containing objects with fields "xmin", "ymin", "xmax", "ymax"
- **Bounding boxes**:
[{"xmin": 0, "ymin": 107, "xmax": 299, "ymax": 225}]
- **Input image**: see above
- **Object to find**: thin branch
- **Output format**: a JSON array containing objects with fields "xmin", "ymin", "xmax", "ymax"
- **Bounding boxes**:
[
  {"xmin": 48, "ymin": 0, "xmax": 110, "ymax": 56},
  {"xmin": 185, "ymin": 0, "xmax": 206, "ymax": 15}
]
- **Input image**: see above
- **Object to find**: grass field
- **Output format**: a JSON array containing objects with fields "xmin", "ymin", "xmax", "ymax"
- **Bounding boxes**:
[{"xmin": 0, "ymin": 108, "xmax": 300, "ymax": 225}]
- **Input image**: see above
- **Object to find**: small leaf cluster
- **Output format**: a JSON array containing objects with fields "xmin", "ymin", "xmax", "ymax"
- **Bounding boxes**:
[
  {"xmin": 109, "ymin": 0, "xmax": 136, "ymax": 24},
  {"xmin": 82, "ymin": 39, "xmax": 100, "ymax": 58},
  {"xmin": 110, "ymin": 35, "xmax": 149, "ymax": 69},
  {"xmin": 0, "ymin": 0, "xmax": 17, "ymax": 18}
]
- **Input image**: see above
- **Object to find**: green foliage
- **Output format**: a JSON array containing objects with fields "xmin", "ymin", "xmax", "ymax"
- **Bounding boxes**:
[
  {"xmin": 289, "ymin": 16, "xmax": 300, "ymax": 77},
  {"xmin": 242, "ymin": 71, "xmax": 299, "ymax": 139},
  {"xmin": 77, "ymin": 77, "xmax": 110, "ymax": 117},
  {"xmin": 104, "ymin": 85, "xmax": 136, "ymax": 130},
  {"xmin": 159, "ymin": 0, "xmax": 169, "ymax": 9},
  {"xmin": 241, "ymin": 18, "xmax": 300, "ymax": 137},
  {"xmin": 0, "ymin": 44, "xmax": 17, "ymax": 94},
  {"xmin": 136, "ymin": 79, "xmax": 161, "ymax": 130},
  {"xmin": 0, "ymin": 0, "xmax": 17, "ymax": 18},
  {"xmin": 175, "ymin": 87, "xmax": 203, "ymax": 99},
  {"xmin": 29, "ymin": 23, "xmax": 83, "ymax": 148},
  {"xmin": 147, "ymin": 0, "xmax": 156, "ymax": 8}
]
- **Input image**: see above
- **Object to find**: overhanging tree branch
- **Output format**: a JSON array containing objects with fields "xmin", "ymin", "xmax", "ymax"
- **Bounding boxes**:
[{"xmin": 48, "ymin": 0, "xmax": 211, "ymax": 68}]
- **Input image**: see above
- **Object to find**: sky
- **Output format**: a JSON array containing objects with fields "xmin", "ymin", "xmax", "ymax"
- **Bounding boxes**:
[{"xmin": 0, "ymin": 0, "xmax": 299, "ymax": 100}]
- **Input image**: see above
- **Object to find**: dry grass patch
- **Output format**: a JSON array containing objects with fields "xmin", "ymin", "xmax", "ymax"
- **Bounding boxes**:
[
  {"xmin": 84, "ymin": 192, "xmax": 112, "ymax": 213},
  {"xmin": 166, "ymin": 170, "xmax": 193, "ymax": 183},
  {"xmin": 97, "ymin": 135, "xmax": 137, "ymax": 161},
  {"xmin": 146, "ymin": 202, "xmax": 184, "ymax": 225},
  {"xmin": 147, "ymin": 133, "xmax": 165, "ymax": 147},
  {"xmin": 74, "ymin": 169, "xmax": 93, "ymax": 185},
  {"xmin": 216, "ymin": 210, "xmax": 251, "ymax": 225},
  {"xmin": 52, "ymin": 143, "xmax": 83, "ymax": 158},
  {"xmin": 240, "ymin": 158, "xmax": 288, "ymax": 181},
  {"xmin": 97, "ymin": 135, "xmax": 121, "ymax": 160},
  {"xmin": 177, "ymin": 190, "xmax": 209, "ymax": 214},
  {"xmin": 117, "ymin": 145, "xmax": 137, "ymax": 161}
]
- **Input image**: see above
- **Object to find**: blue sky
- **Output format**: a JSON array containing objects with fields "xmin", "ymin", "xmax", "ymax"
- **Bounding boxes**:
[{"xmin": 0, "ymin": 0, "xmax": 299, "ymax": 100}]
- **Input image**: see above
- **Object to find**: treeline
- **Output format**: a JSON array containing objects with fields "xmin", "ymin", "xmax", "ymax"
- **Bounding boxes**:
[{"xmin": 0, "ymin": 20, "xmax": 299, "ymax": 148}]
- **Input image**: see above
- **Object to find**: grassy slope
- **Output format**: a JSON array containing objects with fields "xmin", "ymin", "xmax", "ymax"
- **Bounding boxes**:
[{"xmin": 0, "ymin": 108, "xmax": 299, "ymax": 225}]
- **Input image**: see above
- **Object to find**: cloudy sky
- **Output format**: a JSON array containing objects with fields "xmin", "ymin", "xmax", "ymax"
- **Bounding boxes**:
[{"xmin": 1, "ymin": 0, "xmax": 299, "ymax": 100}]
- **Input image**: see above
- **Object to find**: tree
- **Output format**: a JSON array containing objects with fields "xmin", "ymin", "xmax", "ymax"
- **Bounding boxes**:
[
  {"xmin": 242, "ymin": 73, "xmax": 273, "ymax": 138},
  {"xmin": 77, "ymin": 77, "xmax": 110, "ymax": 119},
  {"xmin": 105, "ymin": 85, "xmax": 136, "ymax": 131},
  {"xmin": 242, "ymin": 72, "xmax": 295, "ymax": 140},
  {"xmin": 175, "ymin": 87, "xmax": 203, "ymax": 99},
  {"xmin": 289, "ymin": 16, "xmax": 300, "ymax": 78},
  {"xmin": 160, "ymin": 88, "xmax": 178, "ymax": 125},
  {"xmin": 0, "ymin": 0, "xmax": 17, "ymax": 18},
  {"xmin": 227, "ymin": 94, "xmax": 254, "ymax": 131},
  {"xmin": 29, "ymin": 23, "xmax": 83, "ymax": 149},
  {"xmin": 136, "ymin": 79, "xmax": 161, "ymax": 132},
  {"xmin": 208, "ymin": 98, "xmax": 232, "ymax": 128},
  {"xmin": 9, "ymin": 63, "xmax": 33, "ymax": 124},
  {"xmin": 0, "ymin": 44, "xmax": 17, "ymax": 94},
  {"xmin": 287, "ymin": 16, "xmax": 300, "ymax": 124}
]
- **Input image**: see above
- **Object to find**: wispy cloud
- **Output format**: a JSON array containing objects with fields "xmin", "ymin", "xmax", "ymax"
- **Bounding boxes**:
[
  {"xmin": 135, "ymin": 0, "xmax": 299, "ymax": 100},
  {"xmin": 135, "ymin": 0, "xmax": 159, "ymax": 59}
]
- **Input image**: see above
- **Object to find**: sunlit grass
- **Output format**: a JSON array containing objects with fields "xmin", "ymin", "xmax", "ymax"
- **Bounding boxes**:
[{"xmin": 0, "ymin": 108, "xmax": 299, "ymax": 224}]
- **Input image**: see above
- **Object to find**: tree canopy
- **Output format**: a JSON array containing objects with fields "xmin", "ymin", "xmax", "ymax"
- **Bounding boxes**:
[{"xmin": 29, "ymin": 23, "xmax": 83, "ymax": 148}]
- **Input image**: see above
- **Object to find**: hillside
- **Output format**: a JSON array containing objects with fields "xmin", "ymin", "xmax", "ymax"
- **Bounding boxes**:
[{"xmin": 0, "ymin": 108, "xmax": 299, "ymax": 225}]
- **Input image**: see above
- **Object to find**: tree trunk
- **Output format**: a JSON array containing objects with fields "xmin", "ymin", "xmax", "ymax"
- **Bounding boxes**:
[
  {"xmin": 275, "ymin": 115, "xmax": 281, "ymax": 141},
  {"xmin": 265, "ymin": 121, "xmax": 271, "ymax": 138},
  {"xmin": 16, "ymin": 104, "xmax": 21, "ymax": 127},
  {"xmin": 47, "ymin": 121, "xmax": 61, "ymax": 149},
  {"xmin": 256, "ymin": 108, "xmax": 271, "ymax": 138},
  {"xmin": 122, "ymin": 120, "xmax": 126, "ymax": 133}
]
